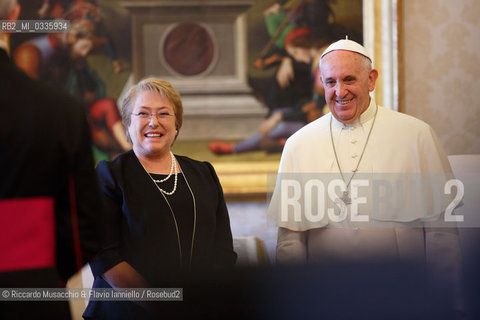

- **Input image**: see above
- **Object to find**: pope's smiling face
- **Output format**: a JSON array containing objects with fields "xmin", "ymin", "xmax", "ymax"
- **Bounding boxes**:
[
  {"xmin": 128, "ymin": 90, "xmax": 177, "ymax": 158},
  {"xmin": 320, "ymin": 50, "xmax": 378, "ymax": 124}
]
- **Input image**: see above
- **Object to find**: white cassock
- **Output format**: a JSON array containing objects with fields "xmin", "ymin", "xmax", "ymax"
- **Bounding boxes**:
[{"xmin": 267, "ymin": 99, "xmax": 461, "ymax": 298}]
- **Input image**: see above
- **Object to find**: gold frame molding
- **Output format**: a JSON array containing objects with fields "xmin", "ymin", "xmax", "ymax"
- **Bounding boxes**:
[{"xmin": 364, "ymin": 0, "xmax": 403, "ymax": 112}]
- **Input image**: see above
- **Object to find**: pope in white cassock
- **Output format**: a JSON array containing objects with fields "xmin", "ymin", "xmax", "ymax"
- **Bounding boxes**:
[{"xmin": 267, "ymin": 38, "xmax": 462, "ymax": 304}]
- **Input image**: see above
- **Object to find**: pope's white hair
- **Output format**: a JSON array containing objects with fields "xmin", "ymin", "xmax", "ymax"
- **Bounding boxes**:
[{"xmin": 0, "ymin": 0, "xmax": 16, "ymax": 20}]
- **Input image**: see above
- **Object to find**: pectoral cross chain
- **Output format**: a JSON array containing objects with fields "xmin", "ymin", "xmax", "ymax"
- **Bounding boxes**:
[{"xmin": 339, "ymin": 190, "xmax": 352, "ymax": 205}]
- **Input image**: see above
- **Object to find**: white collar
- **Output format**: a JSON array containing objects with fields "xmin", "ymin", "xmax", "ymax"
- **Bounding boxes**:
[{"xmin": 331, "ymin": 98, "xmax": 377, "ymax": 129}]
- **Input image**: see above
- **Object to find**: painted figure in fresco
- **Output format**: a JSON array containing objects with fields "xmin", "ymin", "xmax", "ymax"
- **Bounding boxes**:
[
  {"xmin": 209, "ymin": 26, "xmax": 327, "ymax": 155},
  {"xmin": 14, "ymin": 18, "xmax": 130, "ymax": 160},
  {"xmin": 251, "ymin": 0, "xmax": 353, "ymax": 110},
  {"xmin": 209, "ymin": 0, "xmax": 348, "ymax": 155},
  {"xmin": 37, "ymin": 0, "xmax": 122, "ymax": 73}
]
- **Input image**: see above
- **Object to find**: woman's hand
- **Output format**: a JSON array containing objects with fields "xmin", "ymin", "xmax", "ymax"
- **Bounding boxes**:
[
  {"xmin": 102, "ymin": 261, "xmax": 151, "ymax": 309},
  {"xmin": 102, "ymin": 261, "xmax": 149, "ymax": 289}
]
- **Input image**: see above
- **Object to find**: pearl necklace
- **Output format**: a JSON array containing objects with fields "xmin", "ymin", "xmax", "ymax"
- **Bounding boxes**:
[
  {"xmin": 148, "ymin": 151, "xmax": 178, "ymax": 195},
  {"xmin": 152, "ymin": 151, "xmax": 175, "ymax": 183}
]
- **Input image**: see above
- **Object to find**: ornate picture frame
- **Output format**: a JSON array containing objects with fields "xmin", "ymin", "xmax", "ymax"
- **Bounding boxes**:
[{"xmin": 364, "ymin": 0, "xmax": 402, "ymax": 112}]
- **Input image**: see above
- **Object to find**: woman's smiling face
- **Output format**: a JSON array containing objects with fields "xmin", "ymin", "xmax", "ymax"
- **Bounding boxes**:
[{"xmin": 128, "ymin": 90, "xmax": 177, "ymax": 158}]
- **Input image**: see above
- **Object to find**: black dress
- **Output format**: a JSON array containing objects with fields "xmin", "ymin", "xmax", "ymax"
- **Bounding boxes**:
[{"xmin": 84, "ymin": 150, "xmax": 237, "ymax": 319}]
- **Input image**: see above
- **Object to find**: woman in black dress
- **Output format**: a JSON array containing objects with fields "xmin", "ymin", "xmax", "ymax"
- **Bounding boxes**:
[{"xmin": 83, "ymin": 78, "xmax": 237, "ymax": 319}]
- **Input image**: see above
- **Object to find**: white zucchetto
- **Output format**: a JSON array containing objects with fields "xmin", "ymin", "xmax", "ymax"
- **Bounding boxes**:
[{"xmin": 320, "ymin": 37, "xmax": 372, "ymax": 62}]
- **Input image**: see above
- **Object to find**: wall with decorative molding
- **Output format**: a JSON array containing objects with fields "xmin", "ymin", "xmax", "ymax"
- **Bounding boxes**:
[{"xmin": 402, "ymin": 0, "xmax": 480, "ymax": 155}]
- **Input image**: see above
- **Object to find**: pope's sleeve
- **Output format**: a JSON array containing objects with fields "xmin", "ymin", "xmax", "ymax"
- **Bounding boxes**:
[
  {"xmin": 276, "ymin": 227, "xmax": 308, "ymax": 264},
  {"xmin": 419, "ymin": 124, "xmax": 452, "ymax": 174},
  {"xmin": 414, "ymin": 123, "xmax": 456, "ymax": 220},
  {"xmin": 425, "ymin": 221, "xmax": 463, "ymax": 312},
  {"xmin": 89, "ymin": 160, "xmax": 125, "ymax": 277},
  {"xmin": 267, "ymin": 138, "xmax": 293, "ymax": 225},
  {"xmin": 205, "ymin": 162, "xmax": 237, "ymax": 267},
  {"xmin": 269, "ymin": 139, "xmax": 308, "ymax": 264}
]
